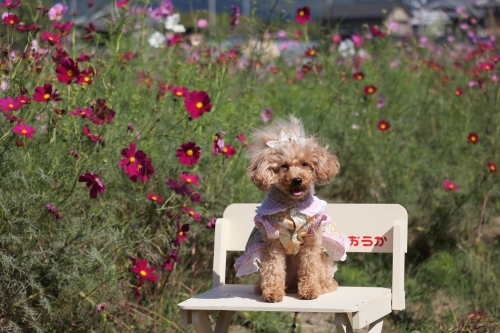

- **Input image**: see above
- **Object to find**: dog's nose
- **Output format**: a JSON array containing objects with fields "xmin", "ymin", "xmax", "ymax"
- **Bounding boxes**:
[{"xmin": 292, "ymin": 178, "xmax": 302, "ymax": 186}]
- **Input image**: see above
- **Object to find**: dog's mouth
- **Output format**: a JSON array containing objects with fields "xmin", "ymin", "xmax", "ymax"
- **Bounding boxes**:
[{"xmin": 291, "ymin": 188, "xmax": 304, "ymax": 196}]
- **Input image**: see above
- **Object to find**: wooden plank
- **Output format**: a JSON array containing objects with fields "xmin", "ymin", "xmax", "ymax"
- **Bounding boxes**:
[
  {"xmin": 192, "ymin": 311, "xmax": 214, "ymax": 333},
  {"xmin": 180, "ymin": 310, "xmax": 191, "ymax": 326},
  {"xmin": 223, "ymin": 204, "xmax": 408, "ymax": 253},
  {"xmin": 212, "ymin": 218, "xmax": 230, "ymax": 288},
  {"xmin": 178, "ymin": 285, "xmax": 391, "ymax": 313},
  {"xmin": 352, "ymin": 294, "xmax": 391, "ymax": 329},
  {"xmin": 335, "ymin": 313, "xmax": 354, "ymax": 333},
  {"xmin": 367, "ymin": 317, "xmax": 384, "ymax": 333},
  {"xmin": 392, "ymin": 220, "xmax": 406, "ymax": 310},
  {"xmin": 214, "ymin": 311, "xmax": 234, "ymax": 333}
]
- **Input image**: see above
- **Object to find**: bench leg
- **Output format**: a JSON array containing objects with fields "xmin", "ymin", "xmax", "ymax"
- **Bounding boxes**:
[
  {"xmin": 335, "ymin": 313, "xmax": 354, "ymax": 333},
  {"xmin": 367, "ymin": 317, "xmax": 384, "ymax": 333},
  {"xmin": 214, "ymin": 311, "xmax": 234, "ymax": 333},
  {"xmin": 192, "ymin": 310, "xmax": 213, "ymax": 333}
]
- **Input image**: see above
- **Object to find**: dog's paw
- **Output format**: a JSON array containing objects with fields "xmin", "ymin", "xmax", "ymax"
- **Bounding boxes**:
[
  {"xmin": 262, "ymin": 290, "xmax": 284, "ymax": 303},
  {"xmin": 299, "ymin": 290, "xmax": 320, "ymax": 300},
  {"xmin": 322, "ymin": 279, "xmax": 339, "ymax": 293}
]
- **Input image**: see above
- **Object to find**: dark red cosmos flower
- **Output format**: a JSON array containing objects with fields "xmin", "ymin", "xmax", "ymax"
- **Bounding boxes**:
[
  {"xmin": 137, "ymin": 71, "xmax": 153, "ymax": 87},
  {"xmin": 190, "ymin": 192, "xmax": 201, "ymax": 203},
  {"xmin": 364, "ymin": 85, "xmax": 377, "ymax": 95},
  {"xmin": 467, "ymin": 132, "xmax": 479, "ymax": 144},
  {"xmin": 76, "ymin": 67, "xmax": 95, "ymax": 85},
  {"xmin": 70, "ymin": 107, "xmax": 92, "ymax": 118},
  {"xmin": 78, "ymin": 172, "xmax": 105, "ymax": 199},
  {"xmin": 174, "ymin": 222, "xmax": 190, "ymax": 247},
  {"xmin": 33, "ymin": 84, "xmax": 62, "ymax": 103},
  {"xmin": 119, "ymin": 142, "xmax": 152, "ymax": 182},
  {"xmin": 3, "ymin": 13, "xmax": 19, "ymax": 27},
  {"xmin": 162, "ymin": 249, "xmax": 179, "ymax": 271},
  {"xmin": 56, "ymin": 58, "xmax": 80, "ymax": 84},
  {"xmin": 455, "ymin": 88, "xmax": 463, "ymax": 96},
  {"xmin": 183, "ymin": 206, "xmax": 201, "ymax": 221},
  {"xmin": 305, "ymin": 47, "xmax": 317, "ymax": 58},
  {"xmin": 54, "ymin": 109, "xmax": 66, "ymax": 115},
  {"xmin": 147, "ymin": 193, "xmax": 163, "ymax": 202},
  {"xmin": 229, "ymin": 5, "xmax": 240, "ymax": 29},
  {"xmin": 269, "ymin": 66, "xmax": 280, "ymax": 74},
  {"xmin": 295, "ymin": 7, "xmax": 311, "ymax": 25},
  {"xmin": 302, "ymin": 64, "xmax": 311, "ymax": 74},
  {"xmin": 136, "ymin": 156, "xmax": 155, "ymax": 182},
  {"xmin": 121, "ymin": 52, "xmax": 136, "ymax": 63},
  {"xmin": 184, "ymin": 90, "xmax": 212, "ymax": 119},
  {"xmin": 88, "ymin": 99, "xmax": 115, "ymax": 125},
  {"xmin": 166, "ymin": 178, "xmax": 190, "ymax": 196},
  {"xmin": 83, "ymin": 22, "xmax": 96, "ymax": 40},
  {"xmin": 130, "ymin": 259, "xmax": 158, "ymax": 282},
  {"xmin": 221, "ymin": 144, "xmax": 237, "ymax": 158},
  {"xmin": 76, "ymin": 52, "xmax": 93, "ymax": 62},
  {"xmin": 16, "ymin": 23, "xmax": 40, "ymax": 32},
  {"xmin": 40, "ymin": 31, "xmax": 61, "ymax": 45},
  {"xmin": 0, "ymin": 0, "xmax": 21, "ymax": 9},
  {"xmin": 176, "ymin": 142, "xmax": 201, "ymax": 166},
  {"xmin": 52, "ymin": 48, "xmax": 69, "ymax": 63},
  {"xmin": 51, "ymin": 21, "xmax": 73, "ymax": 36},
  {"xmin": 169, "ymin": 85, "xmax": 189, "ymax": 98},
  {"xmin": 168, "ymin": 33, "xmax": 183, "ymax": 46},
  {"xmin": 369, "ymin": 25, "xmax": 386, "ymax": 37},
  {"xmin": 377, "ymin": 120, "xmax": 390, "ymax": 132},
  {"xmin": 353, "ymin": 72, "xmax": 365, "ymax": 81},
  {"xmin": 487, "ymin": 162, "xmax": 498, "ymax": 172}
]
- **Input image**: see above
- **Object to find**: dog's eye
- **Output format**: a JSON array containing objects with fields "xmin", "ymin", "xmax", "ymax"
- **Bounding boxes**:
[
  {"xmin": 281, "ymin": 164, "xmax": 289, "ymax": 170},
  {"xmin": 302, "ymin": 162, "xmax": 308, "ymax": 167}
]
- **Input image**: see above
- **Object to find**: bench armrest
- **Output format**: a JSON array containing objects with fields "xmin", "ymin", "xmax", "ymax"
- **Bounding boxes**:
[
  {"xmin": 213, "ymin": 218, "xmax": 230, "ymax": 288},
  {"xmin": 391, "ymin": 219, "xmax": 406, "ymax": 310}
]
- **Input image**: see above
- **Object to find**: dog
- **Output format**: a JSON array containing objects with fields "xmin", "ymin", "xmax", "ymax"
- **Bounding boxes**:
[{"xmin": 234, "ymin": 116, "xmax": 350, "ymax": 303}]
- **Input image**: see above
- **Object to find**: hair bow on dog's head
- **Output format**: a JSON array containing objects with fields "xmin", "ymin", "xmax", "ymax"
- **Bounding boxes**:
[{"xmin": 266, "ymin": 130, "xmax": 305, "ymax": 148}]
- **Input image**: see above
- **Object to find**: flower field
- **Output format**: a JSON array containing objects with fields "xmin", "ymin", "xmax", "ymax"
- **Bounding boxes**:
[{"xmin": 1, "ymin": 0, "xmax": 500, "ymax": 332}]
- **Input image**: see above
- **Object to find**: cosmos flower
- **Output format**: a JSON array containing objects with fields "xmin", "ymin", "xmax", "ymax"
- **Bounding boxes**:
[
  {"xmin": 295, "ymin": 6, "xmax": 311, "ymax": 25},
  {"xmin": 184, "ymin": 90, "xmax": 212, "ymax": 119},
  {"xmin": 455, "ymin": 88, "xmax": 463, "ymax": 96},
  {"xmin": 305, "ymin": 47, "xmax": 317, "ymax": 58},
  {"xmin": 182, "ymin": 206, "xmax": 201, "ymax": 221},
  {"xmin": 0, "ymin": 96, "xmax": 23, "ymax": 112},
  {"xmin": 487, "ymin": 162, "xmax": 498, "ymax": 173},
  {"xmin": 212, "ymin": 131, "xmax": 226, "ymax": 156},
  {"xmin": 78, "ymin": 172, "xmax": 105, "ymax": 199},
  {"xmin": 56, "ymin": 58, "xmax": 80, "ymax": 84},
  {"xmin": 148, "ymin": 31, "xmax": 165, "ymax": 48},
  {"xmin": 377, "ymin": 120, "xmax": 390, "ymax": 132},
  {"xmin": 40, "ymin": 31, "xmax": 61, "ymax": 45},
  {"xmin": 169, "ymin": 85, "xmax": 189, "ymax": 98},
  {"xmin": 221, "ymin": 144, "xmax": 237, "ymax": 158},
  {"xmin": 12, "ymin": 123, "xmax": 35, "ymax": 138},
  {"xmin": 0, "ymin": 0, "xmax": 21, "ymax": 9},
  {"xmin": 261, "ymin": 108, "xmax": 274, "ymax": 122},
  {"xmin": 353, "ymin": 72, "xmax": 365, "ymax": 81},
  {"xmin": 467, "ymin": 132, "xmax": 479, "ymax": 144},
  {"xmin": 180, "ymin": 172, "xmax": 200, "ymax": 186},
  {"xmin": 130, "ymin": 258, "xmax": 158, "ymax": 282},
  {"xmin": 48, "ymin": 3, "xmax": 68, "ymax": 21},
  {"xmin": 443, "ymin": 180, "xmax": 459, "ymax": 191},
  {"xmin": 229, "ymin": 5, "xmax": 240, "ymax": 29},
  {"xmin": 146, "ymin": 193, "xmax": 163, "ymax": 202},
  {"xmin": 174, "ymin": 222, "xmax": 190, "ymax": 246},
  {"xmin": 3, "ymin": 13, "xmax": 19, "ymax": 27},
  {"xmin": 176, "ymin": 142, "xmax": 201, "ymax": 166},
  {"xmin": 162, "ymin": 249, "xmax": 179, "ymax": 270},
  {"xmin": 364, "ymin": 85, "xmax": 377, "ymax": 95},
  {"xmin": 237, "ymin": 132, "xmax": 248, "ymax": 147}
]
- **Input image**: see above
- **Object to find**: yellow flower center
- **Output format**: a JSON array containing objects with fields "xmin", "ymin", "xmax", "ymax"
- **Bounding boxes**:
[
  {"xmin": 48, "ymin": 37, "xmax": 53, "ymax": 41},
  {"xmin": 44, "ymin": 93, "xmax": 50, "ymax": 100},
  {"xmin": 9, "ymin": 20, "xmax": 14, "ymax": 25},
  {"xmin": 139, "ymin": 270, "xmax": 147, "ymax": 277},
  {"xmin": 57, "ymin": 10, "xmax": 61, "ymax": 15},
  {"xmin": 490, "ymin": 165, "xmax": 496, "ymax": 171},
  {"xmin": 152, "ymin": 196, "xmax": 157, "ymax": 201},
  {"xmin": 299, "ymin": 10, "xmax": 304, "ymax": 16},
  {"xmin": 84, "ymin": 77, "xmax": 90, "ymax": 82},
  {"xmin": 212, "ymin": 135, "xmax": 219, "ymax": 141},
  {"xmin": 129, "ymin": 157, "xmax": 135, "ymax": 163},
  {"xmin": 186, "ymin": 178, "xmax": 191, "ymax": 183},
  {"xmin": 222, "ymin": 147, "xmax": 228, "ymax": 153},
  {"xmin": 186, "ymin": 149, "xmax": 193, "ymax": 156},
  {"xmin": 195, "ymin": 102, "xmax": 203, "ymax": 109},
  {"xmin": 471, "ymin": 136, "xmax": 476, "ymax": 142},
  {"xmin": 380, "ymin": 124, "xmax": 386, "ymax": 129},
  {"xmin": 176, "ymin": 91, "xmax": 183, "ymax": 96},
  {"xmin": 368, "ymin": 88, "xmax": 374, "ymax": 93},
  {"xmin": 138, "ymin": 164, "xmax": 143, "ymax": 169},
  {"xmin": 178, "ymin": 231, "xmax": 183, "ymax": 236},
  {"xmin": 448, "ymin": 184, "xmax": 454, "ymax": 189},
  {"xmin": 67, "ymin": 70, "xmax": 74, "ymax": 77},
  {"xmin": 21, "ymin": 129, "xmax": 27, "ymax": 134},
  {"xmin": 310, "ymin": 50, "xmax": 315, "ymax": 55},
  {"xmin": 8, "ymin": 104, "xmax": 14, "ymax": 108},
  {"xmin": 455, "ymin": 90, "xmax": 460, "ymax": 95},
  {"xmin": 189, "ymin": 211, "xmax": 194, "ymax": 216}
]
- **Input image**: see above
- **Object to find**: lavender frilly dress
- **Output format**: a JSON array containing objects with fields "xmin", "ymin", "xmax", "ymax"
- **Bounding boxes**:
[{"xmin": 234, "ymin": 194, "xmax": 350, "ymax": 277}]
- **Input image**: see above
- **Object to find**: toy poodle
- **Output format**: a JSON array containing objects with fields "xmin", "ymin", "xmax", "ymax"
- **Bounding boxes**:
[{"xmin": 234, "ymin": 116, "xmax": 350, "ymax": 303}]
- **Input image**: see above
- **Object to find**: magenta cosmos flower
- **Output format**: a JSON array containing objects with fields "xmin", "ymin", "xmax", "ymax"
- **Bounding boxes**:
[
  {"xmin": 180, "ymin": 172, "xmax": 200, "ymax": 186},
  {"xmin": 183, "ymin": 206, "xmax": 201, "ymax": 221},
  {"xmin": 212, "ymin": 131, "xmax": 226, "ymax": 156},
  {"xmin": 162, "ymin": 249, "xmax": 179, "ymax": 270},
  {"xmin": 229, "ymin": 5, "xmax": 240, "ymax": 29},
  {"xmin": 3, "ymin": 13, "xmax": 19, "ymax": 27},
  {"xmin": 78, "ymin": 172, "xmax": 105, "ymax": 199},
  {"xmin": 443, "ymin": 180, "xmax": 459, "ymax": 191},
  {"xmin": 12, "ymin": 123, "xmax": 35, "ymax": 138},
  {"xmin": 295, "ymin": 7, "xmax": 311, "ymax": 25},
  {"xmin": 184, "ymin": 90, "xmax": 212, "ymax": 119},
  {"xmin": 56, "ymin": 58, "xmax": 80, "ymax": 84},
  {"xmin": 237, "ymin": 132, "xmax": 248, "ymax": 147},
  {"xmin": 33, "ymin": 84, "xmax": 62, "ymax": 103},
  {"xmin": 169, "ymin": 85, "xmax": 189, "ymax": 98},
  {"xmin": 176, "ymin": 142, "xmax": 201, "ymax": 166},
  {"xmin": 174, "ymin": 222, "xmax": 190, "ymax": 247},
  {"xmin": 0, "ymin": 96, "xmax": 24, "ymax": 112},
  {"xmin": 130, "ymin": 258, "xmax": 158, "ymax": 282},
  {"xmin": 146, "ymin": 193, "xmax": 163, "ymax": 202},
  {"xmin": 41, "ymin": 31, "xmax": 61, "ymax": 45},
  {"xmin": 88, "ymin": 99, "xmax": 115, "ymax": 125},
  {"xmin": 261, "ymin": 108, "xmax": 274, "ymax": 122},
  {"xmin": 222, "ymin": 144, "xmax": 237, "ymax": 158},
  {"xmin": 0, "ymin": 0, "xmax": 21, "ymax": 9}
]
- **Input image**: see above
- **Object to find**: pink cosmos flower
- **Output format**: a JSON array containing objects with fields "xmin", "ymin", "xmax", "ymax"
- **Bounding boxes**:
[
  {"xmin": 176, "ymin": 142, "xmax": 201, "ymax": 166},
  {"xmin": 197, "ymin": 18, "xmax": 208, "ymax": 29},
  {"xmin": 237, "ymin": 132, "xmax": 248, "ymax": 147},
  {"xmin": 48, "ymin": 4, "xmax": 68, "ymax": 21},
  {"xmin": 130, "ymin": 258, "xmax": 157, "ymax": 282},
  {"xmin": 183, "ymin": 206, "xmax": 201, "ymax": 221},
  {"xmin": 70, "ymin": 107, "xmax": 92, "ymax": 118},
  {"xmin": 184, "ymin": 90, "xmax": 212, "ymax": 118},
  {"xmin": 332, "ymin": 33, "xmax": 342, "ymax": 44},
  {"xmin": 443, "ymin": 180, "xmax": 459, "ymax": 191},
  {"xmin": 261, "ymin": 108, "xmax": 274, "ymax": 122},
  {"xmin": 212, "ymin": 131, "xmax": 226, "ymax": 156},
  {"xmin": 117, "ymin": 0, "xmax": 130, "ymax": 9},
  {"xmin": 51, "ymin": 21, "xmax": 73, "ymax": 36},
  {"xmin": 351, "ymin": 34, "xmax": 364, "ymax": 47},
  {"xmin": 180, "ymin": 172, "xmax": 200, "ymax": 186},
  {"xmin": 40, "ymin": 31, "xmax": 61, "ymax": 45},
  {"xmin": 229, "ymin": 5, "xmax": 240, "ymax": 29},
  {"xmin": 78, "ymin": 172, "xmax": 105, "ymax": 198},
  {"xmin": 12, "ymin": 123, "xmax": 35, "ymax": 138},
  {"xmin": 480, "ymin": 62, "xmax": 495, "ymax": 71},
  {"xmin": 207, "ymin": 218, "xmax": 217, "ymax": 229},
  {"xmin": 147, "ymin": 193, "xmax": 163, "ymax": 202}
]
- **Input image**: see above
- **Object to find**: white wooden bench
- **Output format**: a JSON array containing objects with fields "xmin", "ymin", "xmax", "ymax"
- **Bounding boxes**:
[{"xmin": 178, "ymin": 203, "xmax": 408, "ymax": 333}]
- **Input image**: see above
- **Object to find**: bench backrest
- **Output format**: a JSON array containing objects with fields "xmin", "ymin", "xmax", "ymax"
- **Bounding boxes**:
[{"xmin": 212, "ymin": 203, "xmax": 408, "ymax": 310}]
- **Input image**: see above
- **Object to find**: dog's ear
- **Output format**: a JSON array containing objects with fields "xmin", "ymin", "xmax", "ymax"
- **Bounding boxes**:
[
  {"xmin": 247, "ymin": 151, "xmax": 275, "ymax": 192},
  {"xmin": 313, "ymin": 146, "xmax": 340, "ymax": 185}
]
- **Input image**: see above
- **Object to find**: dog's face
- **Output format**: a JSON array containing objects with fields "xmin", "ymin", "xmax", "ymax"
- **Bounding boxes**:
[{"xmin": 248, "ymin": 135, "xmax": 340, "ymax": 200}]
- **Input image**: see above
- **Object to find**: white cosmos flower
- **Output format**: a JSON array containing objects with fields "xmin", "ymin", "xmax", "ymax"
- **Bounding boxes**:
[
  {"xmin": 148, "ymin": 31, "xmax": 166, "ymax": 48},
  {"xmin": 171, "ymin": 24, "xmax": 186, "ymax": 33},
  {"xmin": 338, "ymin": 39, "xmax": 355, "ymax": 57},
  {"xmin": 165, "ymin": 13, "xmax": 181, "ymax": 30}
]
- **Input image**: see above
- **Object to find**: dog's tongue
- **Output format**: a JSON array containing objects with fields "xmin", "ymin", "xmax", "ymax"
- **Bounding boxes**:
[{"xmin": 292, "ymin": 189, "xmax": 303, "ymax": 196}]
